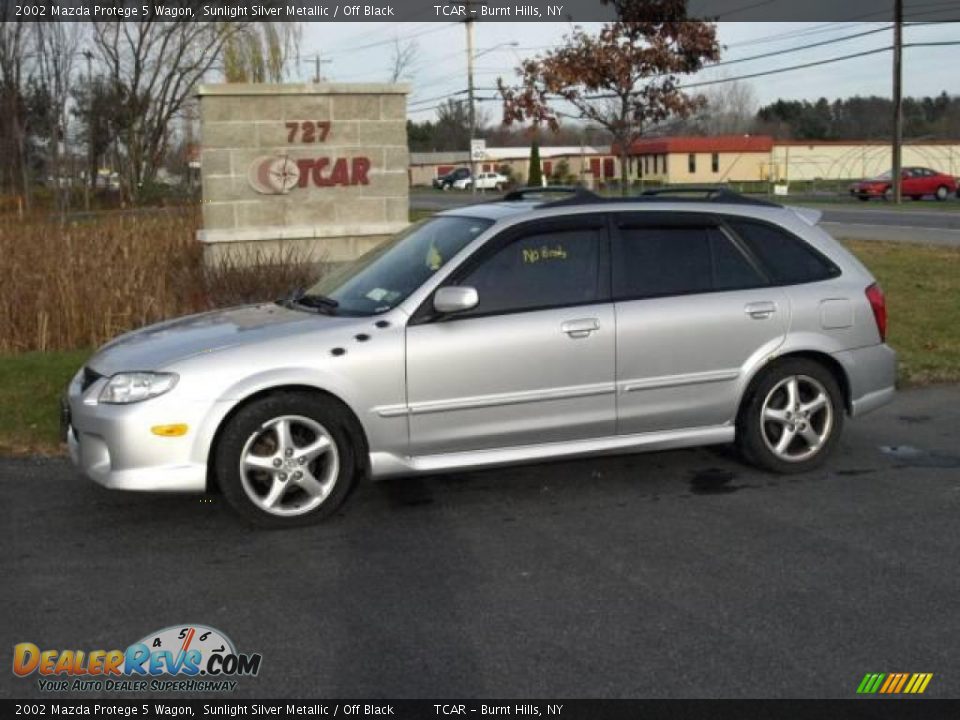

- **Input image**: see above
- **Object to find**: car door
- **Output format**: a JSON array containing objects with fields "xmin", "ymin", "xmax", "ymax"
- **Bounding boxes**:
[
  {"xmin": 611, "ymin": 212, "xmax": 789, "ymax": 435},
  {"xmin": 405, "ymin": 215, "xmax": 615, "ymax": 456},
  {"xmin": 900, "ymin": 168, "xmax": 918, "ymax": 196}
]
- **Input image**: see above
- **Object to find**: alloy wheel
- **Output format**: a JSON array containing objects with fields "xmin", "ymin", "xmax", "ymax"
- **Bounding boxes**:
[
  {"xmin": 238, "ymin": 415, "xmax": 339, "ymax": 516},
  {"xmin": 760, "ymin": 375, "xmax": 834, "ymax": 463}
]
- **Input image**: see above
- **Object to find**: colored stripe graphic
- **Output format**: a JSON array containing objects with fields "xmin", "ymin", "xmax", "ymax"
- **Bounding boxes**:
[
  {"xmin": 857, "ymin": 672, "xmax": 933, "ymax": 694},
  {"xmin": 879, "ymin": 674, "xmax": 896, "ymax": 694},
  {"xmin": 893, "ymin": 673, "xmax": 910, "ymax": 693}
]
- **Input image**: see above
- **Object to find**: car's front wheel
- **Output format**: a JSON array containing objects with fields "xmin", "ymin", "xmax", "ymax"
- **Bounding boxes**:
[
  {"xmin": 736, "ymin": 359, "xmax": 844, "ymax": 474},
  {"xmin": 214, "ymin": 392, "xmax": 358, "ymax": 527}
]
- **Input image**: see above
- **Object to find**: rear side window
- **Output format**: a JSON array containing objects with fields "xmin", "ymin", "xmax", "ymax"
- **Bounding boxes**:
[
  {"xmin": 613, "ymin": 225, "xmax": 766, "ymax": 300},
  {"xmin": 726, "ymin": 219, "xmax": 839, "ymax": 285}
]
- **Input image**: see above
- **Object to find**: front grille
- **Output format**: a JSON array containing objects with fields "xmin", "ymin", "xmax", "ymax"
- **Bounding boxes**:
[{"xmin": 80, "ymin": 367, "xmax": 103, "ymax": 393}]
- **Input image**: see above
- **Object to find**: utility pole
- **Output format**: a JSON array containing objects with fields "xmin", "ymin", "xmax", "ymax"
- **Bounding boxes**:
[
  {"xmin": 450, "ymin": 1, "xmax": 483, "ymax": 196},
  {"xmin": 302, "ymin": 53, "xmax": 331, "ymax": 83},
  {"xmin": 83, "ymin": 48, "xmax": 94, "ymax": 211},
  {"xmin": 466, "ymin": 15, "xmax": 476, "ymax": 197},
  {"xmin": 892, "ymin": 0, "xmax": 903, "ymax": 204}
]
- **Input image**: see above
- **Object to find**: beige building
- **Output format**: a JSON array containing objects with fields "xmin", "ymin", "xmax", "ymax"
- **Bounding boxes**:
[
  {"xmin": 769, "ymin": 140, "xmax": 960, "ymax": 182},
  {"xmin": 410, "ymin": 136, "xmax": 960, "ymax": 189},
  {"xmin": 625, "ymin": 135, "xmax": 775, "ymax": 184},
  {"xmin": 409, "ymin": 146, "xmax": 617, "ymax": 187}
]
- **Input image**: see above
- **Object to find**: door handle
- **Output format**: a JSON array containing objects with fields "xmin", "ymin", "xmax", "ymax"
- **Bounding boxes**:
[
  {"xmin": 562, "ymin": 318, "xmax": 599, "ymax": 338},
  {"xmin": 744, "ymin": 301, "xmax": 777, "ymax": 319}
]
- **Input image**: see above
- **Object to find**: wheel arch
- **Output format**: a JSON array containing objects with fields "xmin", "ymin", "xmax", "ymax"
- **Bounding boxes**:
[
  {"xmin": 205, "ymin": 384, "xmax": 370, "ymax": 493},
  {"xmin": 740, "ymin": 350, "xmax": 852, "ymax": 421}
]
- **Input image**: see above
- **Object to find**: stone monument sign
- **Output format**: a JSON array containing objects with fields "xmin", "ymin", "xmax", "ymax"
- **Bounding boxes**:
[{"xmin": 197, "ymin": 83, "xmax": 410, "ymax": 264}]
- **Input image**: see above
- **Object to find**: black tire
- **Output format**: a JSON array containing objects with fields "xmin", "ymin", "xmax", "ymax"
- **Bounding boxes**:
[
  {"xmin": 882, "ymin": 186, "xmax": 893, "ymax": 201},
  {"xmin": 214, "ymin": 392, "xmax": 359, "ymax": 528},
  {"xmin": 736, "ymin": 358, "xmax": 845, "ymax": 474},
  {"xmin": 494, "ymin": 182, "xmax": 504, "ymax": 191},
  {"xmin": 857, "ymin": 195, "xmax": 870, "ymax": 202},
  {"xmin": 910, "ymin": 195, "xmax": 922, "ymax": 201},
  {"xmin": 935, "ymin": 185, "xmax": 948, "ymax": 201}
]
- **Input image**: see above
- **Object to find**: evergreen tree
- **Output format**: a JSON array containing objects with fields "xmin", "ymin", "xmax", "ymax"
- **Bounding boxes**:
[{"xmin": 527, "ymin": 140, "xmax": 543, "ymax": 187}]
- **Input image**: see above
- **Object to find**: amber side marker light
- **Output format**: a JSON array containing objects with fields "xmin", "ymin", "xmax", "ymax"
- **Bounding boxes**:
[{"xmin": 151, "ymin": 424, "xmax": 188, "ymax": 437}]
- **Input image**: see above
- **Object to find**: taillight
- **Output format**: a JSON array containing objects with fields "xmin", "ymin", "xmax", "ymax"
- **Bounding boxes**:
[{"xmin": 865, "ymin": 283, "xmax": 887, "ymax": 342}]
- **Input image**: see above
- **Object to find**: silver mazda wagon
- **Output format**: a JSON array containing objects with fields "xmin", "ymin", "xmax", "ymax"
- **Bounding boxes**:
[{"xmin": 65, "ymin": 187, "xmax": 896, "ymax": 527}]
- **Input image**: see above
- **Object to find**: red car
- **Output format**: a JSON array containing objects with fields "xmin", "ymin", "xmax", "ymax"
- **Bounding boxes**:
[{"xmin": 851, "ymin": 167, "xmax": 959, "ymax": 201}]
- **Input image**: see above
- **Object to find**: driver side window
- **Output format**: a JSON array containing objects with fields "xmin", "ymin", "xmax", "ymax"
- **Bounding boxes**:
[{"xmin": 457, "ymin": 223, "xmax": 606, "ymax": 317}]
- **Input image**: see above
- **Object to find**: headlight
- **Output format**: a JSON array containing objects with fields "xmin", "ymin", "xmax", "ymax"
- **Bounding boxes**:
[{"xmin": 99, "ymin": 372, "xmax": 178, "ymax": 404}]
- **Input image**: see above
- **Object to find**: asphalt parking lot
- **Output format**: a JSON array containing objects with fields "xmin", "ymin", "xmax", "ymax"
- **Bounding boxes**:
[{"xmin": 2, "ymin": 386, "xmax": 959, "ymax": 700}]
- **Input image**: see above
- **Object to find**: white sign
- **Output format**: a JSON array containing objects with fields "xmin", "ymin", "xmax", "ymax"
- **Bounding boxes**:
[{"xmin": 470, "ymin": 139, "xmax": 487, "ymax": 161}]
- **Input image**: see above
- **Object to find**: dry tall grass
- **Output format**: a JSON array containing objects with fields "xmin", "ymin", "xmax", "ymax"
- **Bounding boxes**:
[{"xmin": 0, "ymin": 208, "xmax": 322, "ymax": 353}]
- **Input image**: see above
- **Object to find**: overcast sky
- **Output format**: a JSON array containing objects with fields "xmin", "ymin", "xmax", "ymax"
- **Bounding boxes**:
[{"xmin": 295, "ymin": 21, "xmax": 959, "ymax": 123}]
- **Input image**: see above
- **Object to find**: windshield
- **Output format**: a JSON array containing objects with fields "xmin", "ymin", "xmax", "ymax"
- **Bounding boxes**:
[{"xmin": 305, "ymin": 215, "xmax": 494, "ymax": 316}]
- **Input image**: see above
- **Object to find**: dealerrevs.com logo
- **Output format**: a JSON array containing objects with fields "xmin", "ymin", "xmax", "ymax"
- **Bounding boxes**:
[{"xmin": 13, "ymin": 624, "xmax": 261, "ymax": 693}]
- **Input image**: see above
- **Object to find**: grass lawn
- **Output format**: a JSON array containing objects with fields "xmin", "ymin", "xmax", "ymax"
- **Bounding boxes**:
[
  {"xmin": 0, "ymin": 239, "xmax": 957, "ymax": 456},
  {"xmin": 0, "ymin": 349, "xmax": 90, "ymax": 455},
  {"xmin": 842, "ymin": 239, "xmax": 960, "ymax": 385}
]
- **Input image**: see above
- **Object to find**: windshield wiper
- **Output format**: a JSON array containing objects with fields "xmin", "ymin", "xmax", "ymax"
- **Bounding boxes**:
[{"xmin": 278, "ymin": 288, "xmax": 339, "ymax": 314}]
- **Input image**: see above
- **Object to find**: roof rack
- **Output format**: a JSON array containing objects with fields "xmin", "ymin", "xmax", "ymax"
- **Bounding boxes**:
[
  {"xmin": 637, "ymin": 186, "xmax": 780, "ymax": 207},
  {"xmin": 501, "ymin": 186, "xmax": 598, "ymax": 202},
  {"xmin": 499, "ymin": 184, "xmax": 780, "ymax": 209}
]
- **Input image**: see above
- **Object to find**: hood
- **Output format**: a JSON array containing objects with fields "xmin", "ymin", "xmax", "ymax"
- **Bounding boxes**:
[{"xmin": 88, "ymin": 303, "xmax": 361, "ymax": 376}]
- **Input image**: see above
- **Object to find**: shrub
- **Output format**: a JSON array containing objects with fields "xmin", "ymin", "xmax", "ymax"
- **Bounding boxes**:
[{"xmin": 0, "ymin": 208, "xmax": 322, "ymax": 353}]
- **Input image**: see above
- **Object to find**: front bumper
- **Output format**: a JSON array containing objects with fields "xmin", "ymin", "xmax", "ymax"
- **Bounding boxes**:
[
  {"xmin": 65, "ymin": 372, "xmax": 210, "ymax": 493},
  {"xmin": 833, "ymin": 343, "xmax": 897, "ymax": 417}
]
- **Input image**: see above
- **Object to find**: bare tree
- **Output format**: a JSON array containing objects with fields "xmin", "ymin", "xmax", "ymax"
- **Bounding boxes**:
[
  {"xmin": 222, "ymin": 22, "xmax": 301, "ymax": 83},
  {"xmin": 697, "ymin": 79, "xmax": 758, "ymax": 135},
  {"xmin": 34, "ymin": 21, "xmax": 81, "ymax": 215},
  {"xmin": 0, "ymin": 15, "xmax": 29, "ymax": 209},
  {"xmin": 388, "ymin": 38, "xmax": 418, "ymax": 84},
  {"xmin": 91, "ymin": 21, "xmax": 250, "ymax": 203}
]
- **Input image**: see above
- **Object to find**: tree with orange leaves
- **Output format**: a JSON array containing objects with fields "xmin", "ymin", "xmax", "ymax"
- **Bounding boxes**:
[{"xmin": 498, "ymin": 14, "xmax": 720, "ymax": 194}]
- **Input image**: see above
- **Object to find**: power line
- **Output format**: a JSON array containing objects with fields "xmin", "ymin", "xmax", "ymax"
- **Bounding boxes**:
[
  {"xmin": 567, "ymin": 41, "xmax": 960, "ymax": 100},
  {"xmin": 712, "ymin": 25, "xmax": 893, "ymax": 69},
  {"xmin": 408, "ymin": 32, "xmax": 960, "ymax": 117}
]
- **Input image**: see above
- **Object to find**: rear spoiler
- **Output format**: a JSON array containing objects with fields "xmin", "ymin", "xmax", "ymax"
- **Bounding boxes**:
[{"xmin": 788, "ymin": 206, "xmax": 823, "ymax": 226}]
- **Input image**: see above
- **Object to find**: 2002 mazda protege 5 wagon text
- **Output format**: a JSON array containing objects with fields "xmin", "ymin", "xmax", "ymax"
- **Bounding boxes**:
[{"xmin": 64, "ymin": 187, "xmax": 896, "ymax": 527}]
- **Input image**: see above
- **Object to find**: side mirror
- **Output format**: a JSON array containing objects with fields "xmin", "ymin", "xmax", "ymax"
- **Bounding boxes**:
[{"xmin": 433, "ymin": 286, "xmax": 478, "ymax": 314}]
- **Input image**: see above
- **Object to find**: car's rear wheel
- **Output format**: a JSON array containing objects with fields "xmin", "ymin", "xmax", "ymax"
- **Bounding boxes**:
[
  {"xmin": 736, "ymin": 359, "xmax": 844, "ymax": 474},
  {"xmin": 883, "ymin": 187, "xmax": 893, "ymax": 201},
  {"xmin": 935, "ymin": 185, "xmax": 949, "ymax": 201},
  {"xmin": 215, "ymin": 392, "xmax": 358, "ymax": 528}
]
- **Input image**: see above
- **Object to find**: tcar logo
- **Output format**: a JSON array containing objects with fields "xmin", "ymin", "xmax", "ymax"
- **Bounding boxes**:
[
  {"xmin": 248, "ymin": 156, "xmax": 301, "ymax": 195},
  {"xmin": 248, "ymin": 155, "xmax": 372, "ymax": 194}
]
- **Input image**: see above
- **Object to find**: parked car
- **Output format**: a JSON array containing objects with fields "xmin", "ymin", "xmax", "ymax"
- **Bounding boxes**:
[
  {"xmin": 65, "ymin": 186, "xmax": 896, "ymax": 527},
  {"xmin": 455, "ymin": 171, "xmax": 509, "ymax": 191},
  {"xmin": 432, "ymin": 167, "xmax": 470, "ymax": 190},
  {"xmin": 850, "ymin": 167, "xmax": 958, "ymax": 201}
]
